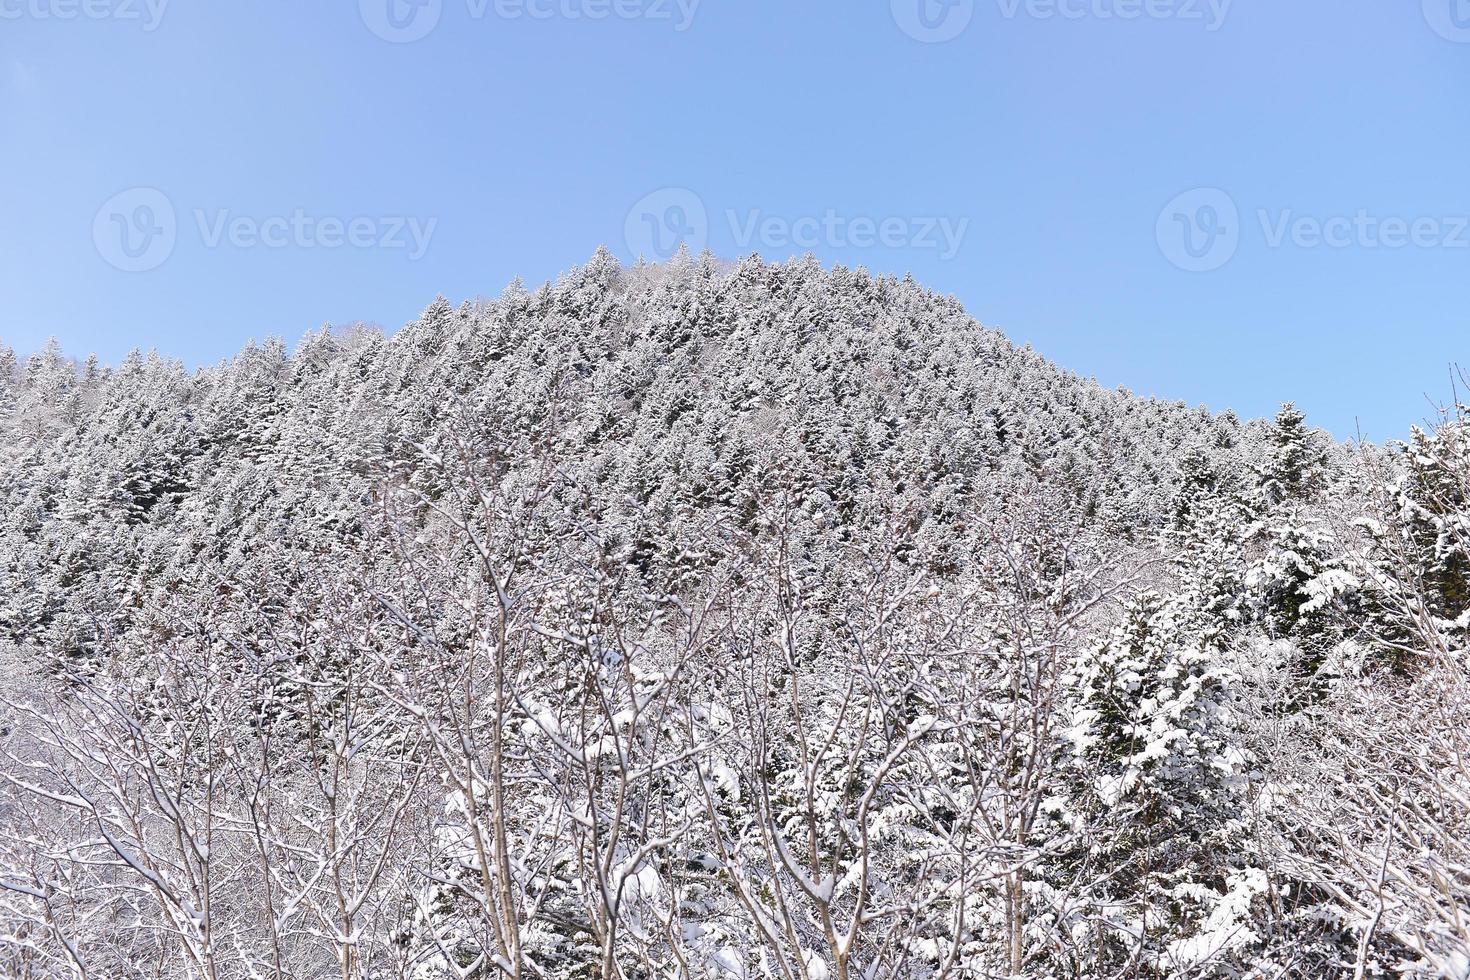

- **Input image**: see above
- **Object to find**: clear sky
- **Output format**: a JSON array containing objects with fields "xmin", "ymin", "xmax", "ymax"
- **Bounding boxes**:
[{"xmin": 1, "ymin": 0, "xmax": 1467, "ymax": 440}]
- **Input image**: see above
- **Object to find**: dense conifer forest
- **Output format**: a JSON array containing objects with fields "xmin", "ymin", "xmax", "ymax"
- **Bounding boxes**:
[{"xmin": 1, "ymin": 251, "xmax": 1466, "ymax": 978}]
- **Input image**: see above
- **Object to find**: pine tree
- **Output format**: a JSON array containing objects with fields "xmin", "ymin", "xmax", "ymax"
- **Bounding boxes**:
[
  {"xmin": 1045, "ymin": 594, "xmax": 1263, "ymax": 976},
  {"xmin": 1244, "ymin": 403, "xmax": 1355, "ymax": 703},
  {"xmin": 1260, "ymin": 402, "xmax": 1326, "ymax": 508},
  {"xmin": 1398, "ymin": 416, "xmax": 1470, "ymax": 623}
]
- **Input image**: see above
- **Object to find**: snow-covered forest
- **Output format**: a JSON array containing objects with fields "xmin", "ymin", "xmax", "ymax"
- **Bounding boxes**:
[{"xmin": 0, "ymin": 250, "xmax": 1466, "ymax": 978}]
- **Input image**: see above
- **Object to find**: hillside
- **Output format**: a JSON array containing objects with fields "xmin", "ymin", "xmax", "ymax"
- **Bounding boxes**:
[
  {"xmin": 0, "ymin": 253, "xmax": 1466, "ymax": 980},
  {"xmin": 0, "ymin": 249, "xmax": 1261, "ymax": 661}
]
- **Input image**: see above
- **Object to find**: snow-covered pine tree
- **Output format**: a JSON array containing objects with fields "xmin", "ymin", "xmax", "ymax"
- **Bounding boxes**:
[{"xmin": 1043, "ymin": 593, "xmax": 1263, "ymax": 977}]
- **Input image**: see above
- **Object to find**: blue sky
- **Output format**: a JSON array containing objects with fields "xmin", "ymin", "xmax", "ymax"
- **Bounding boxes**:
[{"xmin": 1, "ymin": 0, "xmax": 1467, "ymax": 440}]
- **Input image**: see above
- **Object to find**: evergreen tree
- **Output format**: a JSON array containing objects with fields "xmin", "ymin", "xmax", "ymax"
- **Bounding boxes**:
[
  {"xmin": 1045, "ymin": 594, "xmax": 1263, "ymax": 977},
  {"xmin": 1260, "ymin": 401, "xmax": 1326, "ymax": 508}
]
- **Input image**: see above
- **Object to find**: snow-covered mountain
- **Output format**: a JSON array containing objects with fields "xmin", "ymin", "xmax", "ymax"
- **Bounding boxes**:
[
  {"xmin": 0, "ymin": 250, "xmax": 1262, "ymax": 659},
  {"xmin": 1, "ymin": 252, "xmax": 1465, "ymax": 979}
]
